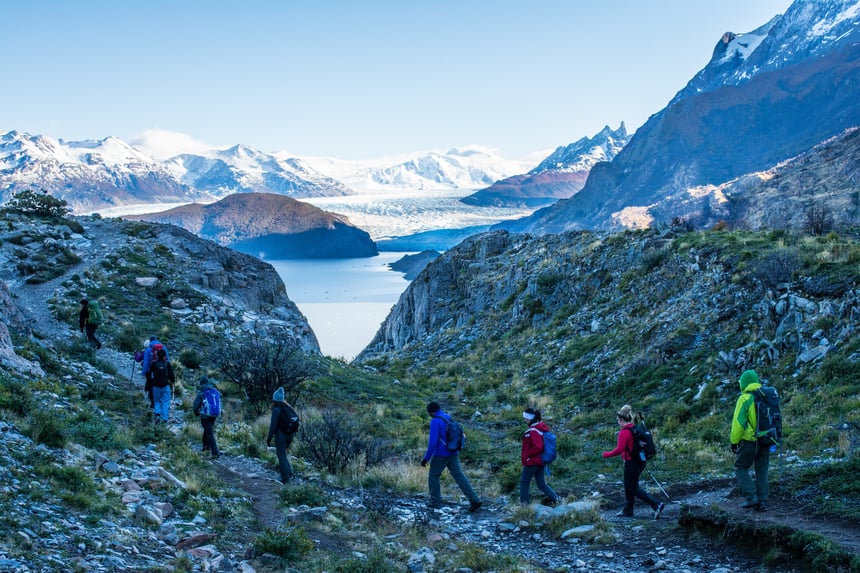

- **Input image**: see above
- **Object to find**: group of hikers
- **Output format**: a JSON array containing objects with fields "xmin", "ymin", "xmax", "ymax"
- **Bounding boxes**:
[
  {"xmin": 420, "ymin": 368, "xmax": 774, "ymax": 517},
  {"xmin": 80, "ymin": 318, "xmax": 773, "ymax": 513},
  {"xmin": 135, "ymin": 336, "xmax": 301, "ymax": 478}
]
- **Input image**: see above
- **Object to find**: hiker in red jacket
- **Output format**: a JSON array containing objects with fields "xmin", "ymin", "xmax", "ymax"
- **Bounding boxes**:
[{"xmin": 520, "ymin": 407, "xmax": 560, "ymax": 505}]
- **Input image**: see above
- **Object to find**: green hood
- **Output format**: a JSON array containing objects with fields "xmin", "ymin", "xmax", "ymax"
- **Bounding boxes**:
[{"xmin": 739, "ymin": 369, "xmax": 761, "ymax": 392}]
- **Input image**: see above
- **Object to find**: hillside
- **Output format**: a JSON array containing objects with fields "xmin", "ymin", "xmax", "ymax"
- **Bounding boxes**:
[
  {"xmin": 128, "ymin": 192, "xmax": 378, "ymax": 259},
  {"xmin": 1, "ymin": 209, "xmax": 859, "ymax": 572}
]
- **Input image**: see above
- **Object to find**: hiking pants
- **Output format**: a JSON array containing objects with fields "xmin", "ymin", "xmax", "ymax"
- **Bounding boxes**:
[
  {"xmin": 622, "ymin": 459, "xmax": 660, "ymax": 515},
  {"xmin": 85, "ymin": 324, "xmax": 101, "ymax": 348},
  {"xmin": 428, "ymin": 454, "xmax": 479, "ymax": 506},
  {"xmin": 520, "ymin": 465, "xmax": 559, "ymax": 504},
  {"xmin": 734, "ymin": 439, "xmax": 769, "ymax": 503},
  {"xmin": 152, "ymin": 385, "xmax": 171, "ymax": 422},
  {"xmin": 201, "ymin": 416, "xmax": 219, "ymax": 457},
  {"xmin": 275, "ymin": 431, "xmax": 295, "ymax": 482}
]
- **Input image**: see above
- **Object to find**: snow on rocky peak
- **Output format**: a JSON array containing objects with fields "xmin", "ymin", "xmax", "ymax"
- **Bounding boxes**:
[
  {"xmin": 672, "ymin": 0, "xmax": 860, "ymax": 104},
  {"xmin": 531, "ymin": 123, "xmax": 630, "ymax": 174}
]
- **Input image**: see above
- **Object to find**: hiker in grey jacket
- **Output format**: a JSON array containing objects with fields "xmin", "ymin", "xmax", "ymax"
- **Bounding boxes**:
[
  {"xmin": 266, "ymin": 387, "xmax": 299, "ymax": 483},
  {"xmin": 192, "ymin": 376, "xmax": 220, "ymax": 459}
]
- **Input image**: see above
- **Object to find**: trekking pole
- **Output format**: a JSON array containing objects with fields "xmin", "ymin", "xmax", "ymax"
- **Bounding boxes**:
[
  {"xmin": 129, "ymin": 358, "xmax": 135, "ymax": 385},
  {"xmin": 647, "ymin": 469, "xmax": 674, "ymax": 503}
]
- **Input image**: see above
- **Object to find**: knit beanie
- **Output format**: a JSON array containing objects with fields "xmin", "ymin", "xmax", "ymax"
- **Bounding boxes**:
[
  {"xmin": 199, "ymin": 376, "xmax": 210, "ymax": 387},
  {"xmin": 273, "ymin": 387, "xmax": 285, "ymax": 402},
  {"xmin": 426, "ymin": 401, "xmax": 441, "ymax": 414},
  {"xmin": 739, "ymin": 369, "xmax": 760, "ymax": 390}
]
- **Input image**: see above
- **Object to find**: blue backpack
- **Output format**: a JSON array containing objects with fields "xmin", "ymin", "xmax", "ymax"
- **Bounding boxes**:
[
  {"xmin": 541, "ymin": 430, "xmax": 557, "ymax": 464},
  {"xmin": 200, "ymin": 388, "xmax": 221, "ymax": 417}
]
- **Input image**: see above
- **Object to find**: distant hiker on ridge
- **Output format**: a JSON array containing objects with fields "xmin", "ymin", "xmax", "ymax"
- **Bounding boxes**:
[{"xmin": 78, "ymin": 298, "xmax": 102, "ymax": 349}]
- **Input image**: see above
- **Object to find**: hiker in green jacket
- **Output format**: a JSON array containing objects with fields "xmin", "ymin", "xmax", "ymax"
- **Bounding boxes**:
[
  {"xmin": 78, "ymin": 298, "xmax": 103, "ymax": 349},
  {"xmin": 730, "ymin": 369, "xmax": 769, "ymax": 512}
]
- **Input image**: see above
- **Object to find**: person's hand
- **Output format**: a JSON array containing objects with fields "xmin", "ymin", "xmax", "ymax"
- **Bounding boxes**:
[
  {"xmin": 730, "ymin": 443, "xmax": 739, "ymax": 454},
  {"xmin": 420, "ymin": 459, "xmax": 428, "ymax": 467}
]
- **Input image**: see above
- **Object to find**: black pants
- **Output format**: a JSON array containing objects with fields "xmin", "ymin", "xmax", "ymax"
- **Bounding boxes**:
[
  {"xmin": 622, "ymin": 459, "xmax": 660, "ymax": 515},
  {"xmin": 201, "ymin": 416, "xmax": 219, "ymax": 457},
  {"xmin": 85, "ymin": 324, "xmax": 101, "ymax": 348}
]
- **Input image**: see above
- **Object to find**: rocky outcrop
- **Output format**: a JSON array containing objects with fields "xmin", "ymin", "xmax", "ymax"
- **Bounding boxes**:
[{"xmin": 129, "ymin": 192, "xmax": 378, "ymax": 259}]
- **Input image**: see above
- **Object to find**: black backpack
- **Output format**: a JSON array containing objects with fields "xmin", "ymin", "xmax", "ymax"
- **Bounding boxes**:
[
  {"xmin": 278, "ymin": 405, "xmax": 300, "ymax": 434},
  {"xmin": 628, "ymin": 424, "xmax": 657, "ymax": 461},
  {"xmin": 150, "ymin": 359, "xmax": 170, "ymax": 388},
  {"xmin": 444, "ymin": 418, "xmax": 465, "ymax": 451},
  {"xmin": 753, "ymin": 386, "xmax": 782, "ymax": 446}
]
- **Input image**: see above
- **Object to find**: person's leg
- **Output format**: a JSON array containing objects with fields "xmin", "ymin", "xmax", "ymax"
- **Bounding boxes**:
[
  {"xmin": 734, "ymin": 440, "xmax": 758, "ymax": 504},
  {"xmin": 151, "ymin": 386, "xmax": 162, "ymax": 420},
  {"xmin": 633, "ymin": 463, "xmax": 660, "ymax": 510},
  {"xmin": 202, "ymin": 418, "xmax": 218, "ymax": 457},
  {"xmin": 533, "ymin": 466, "xmax": 559, "ymax": 502},
  {"xmin": 519, "ymin": 466, "xmax": 534, "ymax": 503},
  {"xmin": 428, "ymin": 456, "xmax": 447, "ymax": 507},
  {"xmin": 85, "ymin": 324, "xmax": 97, "ymax": 347},
  {"xmin": 446, "ymin": 455, "xmax": 479, "ymax": 503},
  {"xmin": 754, "ymin": 443, "xmax": 770, "ymax": 504},
  {"xmin": 621, "ymin": 461, "xmax": 637, "ymax": 515},
  {"xmin": 275, "ymin": 432, "xmax": 294, "ymax": 481}
]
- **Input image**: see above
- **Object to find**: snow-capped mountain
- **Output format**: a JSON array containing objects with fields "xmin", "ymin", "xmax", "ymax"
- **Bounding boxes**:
[
  {"xmin": 505, "ymin": 0, "xmax": 860, "ymax": 234},
  {"xmin": 673, "ymin": 0, "xmax": 860, "ymax": 103},
  {"xmin": 164, "ymin": 144, "xmax": 352, "ymax": 199},
  {"xmin": 460, "ymin": 124, "xmax": 630, "ymax": 208},
  {"xmin": 299, "ymin": 146, "xmax": 535, "ymax": 193},
  {"xmin": 0, "ymin": 131, "xmax": 201, "ymax": 212}
]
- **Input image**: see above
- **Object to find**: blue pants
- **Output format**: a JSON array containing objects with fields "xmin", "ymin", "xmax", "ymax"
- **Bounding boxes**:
[
  {"xmin": 152, "ymin": 385, "xmax": 171, "ymax": 422},
  {"xmin": 520, "ymin": 465, "xmax": 558, "ymax": 503},
  {"xmin": 428, "ymin": 454, "xmax": 479, "ymax": 506}
]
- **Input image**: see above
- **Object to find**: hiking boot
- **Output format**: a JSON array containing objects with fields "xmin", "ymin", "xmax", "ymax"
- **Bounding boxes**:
[
  {"xmin": 428, "ymin": 502, "xmax": 442, "ymax": 510},
  {"xmin": 615, "ymin": 511, "xmax": 634, "ymax": 518},
  {"xmin": 654, "ymin": 502, "xmax": 665, "ymax": 520},
  {"xmin": 468, "ymin": 500, "xmax": 483, "ymax": 512},
  {"xmin": 740, "ymin": 499, "xmax": 760, "ymax": 509},
  {"xmin": 754, "ymin": 502, "xmax": 767, "ymax": 512}
]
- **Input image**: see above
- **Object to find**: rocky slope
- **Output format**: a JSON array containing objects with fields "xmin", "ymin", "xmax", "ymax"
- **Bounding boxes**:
[{"xmin": 127, "ymin": 192, "xmax": 378, "ymax": 259}]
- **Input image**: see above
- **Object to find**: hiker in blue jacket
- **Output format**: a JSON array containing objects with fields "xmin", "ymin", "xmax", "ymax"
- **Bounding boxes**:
[
  {"xmin": 141, "ymin": 336, "xmax": 170, "ymax": 378},
  {"xmin": 420, "ymin": 401, "xmax": 482, "ymax": 512},
  {"xmin": 192, "ymin": 376, "xmax": 221, "ymax": 459}
]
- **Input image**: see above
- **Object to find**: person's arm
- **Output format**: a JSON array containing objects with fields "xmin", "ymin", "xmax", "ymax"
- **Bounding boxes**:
[
  {"xmin": 192, "ymin": 393, "xmax": 202, "ymax": 416},
  {"xmin": 522, "ymin": 429, "xmax": 544, "ymax": 464},
  {"xmin": 603, "ymin": 428, "xmax": 632, "ymax": 458},
  {"xmin": 266, "ymin": 408, "xmax": 278, "ymax": 446},
  {"xmin": 422, "ymin": 417, "xmax": 442, "ymax": 463}
]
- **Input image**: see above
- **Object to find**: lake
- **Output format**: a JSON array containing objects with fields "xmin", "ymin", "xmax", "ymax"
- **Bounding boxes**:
[{"xmin": 268, "ymin": 252, "xmax": 413, "ymax": 360}]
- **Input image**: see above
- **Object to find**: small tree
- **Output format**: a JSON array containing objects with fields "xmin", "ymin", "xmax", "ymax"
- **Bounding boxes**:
[
  {"xmin": 214, "ymin": 332, "xmax": 317, "ymax": 415},
  {"xmin": 6, "ymin": 189, "xmax": 71, "ymax": 218},
  {"xmin": 803, "ymin": 202, "xmax": 834, "ymax": 236}
]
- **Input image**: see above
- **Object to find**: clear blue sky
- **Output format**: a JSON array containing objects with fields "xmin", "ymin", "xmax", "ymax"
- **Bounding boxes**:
[{"xmin": 2, "ymin": 1, "xmax": 793, "ymax": 160}]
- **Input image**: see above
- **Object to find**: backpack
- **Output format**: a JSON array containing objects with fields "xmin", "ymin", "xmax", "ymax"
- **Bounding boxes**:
[
  {"xmin": 134, "ymin": 349, "xmax": 145, "ymax": 363},
  {"xmin": 200, "ymin": 388, "xmax": 221, "ymax": 417},
  {"xmin": 278, "ymin": 406, "xmax": 300, "ymax": 434},
  {"xmin": 444, "ymin": 418, "xmax": 466, "ymax": 452},
  {"xmin": 150, "ymin": 359, "xmax": 170, "ymax": 387},
  {"xmin": 540, "ymin": 430, "xmax": 558, "ymax": 464},
  {"xmin": 753, "ymin": 386, "xmax": 782, "ymax": 447},
  {"xmin": 628, "ymin": 424, "xmax": 657, "ymax": 461}
]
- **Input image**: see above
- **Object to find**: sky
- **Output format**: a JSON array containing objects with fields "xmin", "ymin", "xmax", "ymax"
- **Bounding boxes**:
[{"xmin": 2, "ymin": 1, "xmax": 794, "ymax": 161}]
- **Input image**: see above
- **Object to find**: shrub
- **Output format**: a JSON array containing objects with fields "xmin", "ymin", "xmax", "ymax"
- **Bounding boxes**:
[
  {"xmin": 5, "ymin": 189, "xmax": 71, "ymax": 218},
  {"xmin": 26, "ymin": 409, "xmax": 67, "ymax": 448},
  {"xmin": 253, "ymin": 527, "xmax": 314, "ymax": 561},
  {"xmin": 297, "ymin": 408, "xmax": 389, "ymax": 474},
  {"xmin": 278, "ymin": 482, "xmax": 329, "ymax": 508}
]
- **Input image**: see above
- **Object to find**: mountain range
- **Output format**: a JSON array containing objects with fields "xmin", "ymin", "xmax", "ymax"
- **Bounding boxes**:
[
  {"xmin": 504, "ymin": 0, "xmax": 860, "ymax": 234},
  {"xmin": 460, "ymin": 124, "xmax": 630, "ymax": 208}
]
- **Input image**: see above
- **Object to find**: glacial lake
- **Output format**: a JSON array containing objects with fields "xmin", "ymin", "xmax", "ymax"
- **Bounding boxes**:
[{"xmin": 268, "ymin": 252, "xmax": 414, "ymax": 361}]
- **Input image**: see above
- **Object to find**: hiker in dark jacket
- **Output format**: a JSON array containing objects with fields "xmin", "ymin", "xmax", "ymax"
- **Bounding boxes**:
[
  {"xmin": 142, "ymin": 337, "xmax": 169, "ymax": 410},
  {"xmin": 520, "ymin": 408, "xmax": 560, "ymax": 505},
  {"xmin": 192, "ymin": 376, "xmax": 220, "ymax": 459},
  {"xmin": 266, "ymin": 387, "xmax": 299, "ymax": 482},
  {"xmin": 420, "ymin": 401, "xmax": 482, "ymax": 511},
  {"xmin": 603, "ymin": 404, "xmax": 664, "ymax": 519},
  {"xmin": 150, "ymin": 348, "xmax": 175, "ymax": 423},
  {"xmin": 78, "ymin": 299, "xmax": 102, "ymax": 349}
]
